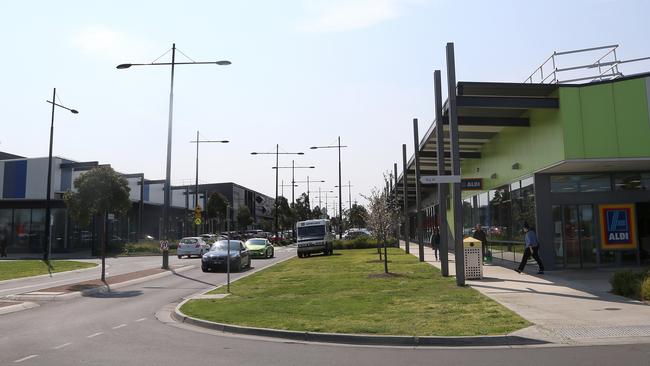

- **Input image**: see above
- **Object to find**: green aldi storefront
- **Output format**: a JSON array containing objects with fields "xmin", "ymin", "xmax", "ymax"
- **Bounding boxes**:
[{"xmin": 398, "ymin": 73, "xmax": 650, "ymax": 270}]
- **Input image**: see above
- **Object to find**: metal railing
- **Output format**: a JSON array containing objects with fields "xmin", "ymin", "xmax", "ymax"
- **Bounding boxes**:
[{"xmin": 525, "ymin": 44, "xmax": 650, "ymax": 84}]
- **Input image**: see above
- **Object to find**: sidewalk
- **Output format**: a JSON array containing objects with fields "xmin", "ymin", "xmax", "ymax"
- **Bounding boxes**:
[{"xmin": 401, "ymin": 241, "xmax": 650, "ymax": 345}]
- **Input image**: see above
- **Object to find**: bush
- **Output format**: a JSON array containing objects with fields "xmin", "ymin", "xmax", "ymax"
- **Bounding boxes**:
[
  {"xmin": 641, "ymin": 277, "xmax": 650, "ymax": 301},
  {"xmin": 333, "ymin": 237, "xmax": 397, "ymax": 250},
  {"xmin": 610, "ymin": 270, "xmax": 648, "ymax": 299}
]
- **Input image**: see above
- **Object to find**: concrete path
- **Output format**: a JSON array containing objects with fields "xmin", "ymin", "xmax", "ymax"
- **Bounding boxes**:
[{"xmin": 400, "ymin": 241, "xmax": 650, "ymax": 345}]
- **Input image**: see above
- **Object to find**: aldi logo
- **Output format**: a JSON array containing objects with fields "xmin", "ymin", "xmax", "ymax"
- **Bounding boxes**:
[{"xmin": 599, "ymin": 204, "xmax": 637, "ymax": 250}]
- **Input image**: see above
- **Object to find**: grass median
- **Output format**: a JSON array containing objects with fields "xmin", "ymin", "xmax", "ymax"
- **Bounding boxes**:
[
  {"xmin": 0, "ymin": 260, "xmax": 97, "ymax": 281},
  {"xmin": 181, "ymin": 248, "xmax": 529, "ymax": 336}
]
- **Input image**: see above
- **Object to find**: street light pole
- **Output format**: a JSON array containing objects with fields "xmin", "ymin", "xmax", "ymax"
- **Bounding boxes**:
[
  {"xmin": 117, "ymin": 43, "xmax": 230, "ymax": 270},
  {"xmin": 292, "ymin": 160, "xmax": 295, "ymax": 205},
  {"xmin": 310, "ymin": 138, "xmax": 347, "ymax": 239},
  {"xmin": 191, "ymin": 131, "xmax": 228, "ymax": 236},
  {"xmin": 44, "ymin": 88, "xmax": 78, "ymax": 263}
]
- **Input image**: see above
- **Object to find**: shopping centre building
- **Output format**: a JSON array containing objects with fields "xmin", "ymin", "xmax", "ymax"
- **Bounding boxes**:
[
  {"xmin": 0, "ymin": 153, "xmax": 273, "ymax": 256},
  {"xmin": 396, "ymin": 45, "xmax": 650, "ymax": 270}
]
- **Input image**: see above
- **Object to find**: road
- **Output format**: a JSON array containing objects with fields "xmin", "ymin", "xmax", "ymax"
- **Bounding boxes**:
[{"xmin": 1, "ymin": 248, "xmax": 649, "ymax": 366}]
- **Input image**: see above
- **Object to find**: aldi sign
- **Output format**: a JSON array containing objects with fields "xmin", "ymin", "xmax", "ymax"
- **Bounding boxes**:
[
  {"xmin": 599, "ymin": 204, "xmax": 637, "ymax": 250},
  {"xmin": 461, "ymin": 178, "xmax": 483, "ymax": 190}
]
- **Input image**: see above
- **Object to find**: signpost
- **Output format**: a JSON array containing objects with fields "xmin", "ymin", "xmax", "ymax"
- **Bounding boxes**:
[
  {"xmin": 420, "ymin": 175, "xmax": 461, "ymax": 185},
  {"xmin": 159, "ymin": 240, "xmax": 169, "ymax": 251}
]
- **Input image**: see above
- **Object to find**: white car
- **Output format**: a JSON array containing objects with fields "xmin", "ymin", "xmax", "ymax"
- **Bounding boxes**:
[{"xmin": 177, "ymin": 237, "xmax": 210, "ymax": 258}]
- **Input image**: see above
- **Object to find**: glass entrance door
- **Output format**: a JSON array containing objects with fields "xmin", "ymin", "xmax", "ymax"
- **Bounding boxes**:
[{"xmin": 555, "ymin": 205, "xmax": 596, "ymax": 268}]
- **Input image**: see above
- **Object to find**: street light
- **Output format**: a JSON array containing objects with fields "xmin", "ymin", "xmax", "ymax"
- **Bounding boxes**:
[
  {"xmin": 293, "ymin": 177, "xmax": 325, "ymax": 209},
  {"xmin": 44, "ymin": 89, "xmax": 78, "ymax": 262},
  {"xmin": 310, "ymin": 137, "xmax": 348, "ymax": 239},
  {"xmin": 272, "ymin": 162, "xmax": 315, "ymax": 205},
  {"xmin": 334, "ymin": 181, "xmax": 354, "ymax": 212},
  {"xmin": 118, "ymin": 43, "xmax": 230, "ymax": 269},
  {"xmin": 190, "ymin": 131, "xmax": 228, "ymax": 236},
  {"xmin": 250, "ymin": 147, "xmax": 303, "ymax": 241}
]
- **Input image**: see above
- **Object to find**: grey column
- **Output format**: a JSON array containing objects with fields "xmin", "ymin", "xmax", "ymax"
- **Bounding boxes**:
[
  {"xmin": 394, "ymin": 163, "xmax": 399, "ymax": 245},
  {"xmin": 446, "ymin": 42, "xmax": 465, "ymax": 286},
  {"xmin": 434, "ymin": 70, "xmax": 449, "ymax": 277},
  {"xmin": 413, "ymin": 118, "xmax": 424, "ymax": 262},
  {"xmin": 402, "ymin": 144, "xmax": 410, "ymax": 254}
]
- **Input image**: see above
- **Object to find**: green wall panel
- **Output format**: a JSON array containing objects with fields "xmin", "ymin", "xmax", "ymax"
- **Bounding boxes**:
[
  {"xmin": 613, "ymin": 79, "xmax": 650, "ymax": 156},
  {"xmin": 579, "ymin": 84, "xmax": 619, "ymax": 157},
  {"xmin": 559, "ymin": 88, "xmax": 585, "ymax": 159}
]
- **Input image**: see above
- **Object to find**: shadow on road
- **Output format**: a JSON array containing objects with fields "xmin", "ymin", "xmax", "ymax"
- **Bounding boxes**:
[
  {"xmin": 84, "ymin": 290, "xmax": 143, "ymax": 298},
  {"xmin": 173, "ymin": 271, "xmax": 221, "ymax": 287}
]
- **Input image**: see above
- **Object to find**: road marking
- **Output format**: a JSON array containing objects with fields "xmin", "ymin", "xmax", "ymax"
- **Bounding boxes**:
[
  {"xmin": 112, "ymin": 324, "xmax": 127, "ymax": 329},
  {"xmin": 53, "ymin": 342, "xmax": 72, "ymax": 350},
  {"xmin": 87, "ymin": 332, "xmax": 103, "ymax": 338},
  {"xmin": 135, "ymin": 317, "xmax": 147, "ymax": 322},
  {"xmin": 14, "ymin": 355, "xmax": 38, "ymax": 363}
]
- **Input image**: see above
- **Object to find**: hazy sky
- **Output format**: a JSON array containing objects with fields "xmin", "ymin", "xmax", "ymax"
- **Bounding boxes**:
[{"xmin": 2, "ymin": 0, "xmax": 649, "ymax": 208}]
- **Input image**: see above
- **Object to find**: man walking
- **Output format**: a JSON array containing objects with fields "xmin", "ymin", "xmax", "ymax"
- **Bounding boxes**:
[
  {"xmin": 430, "ymin": 227, "xmax": 440, "ymax": 261},
  {"xmin": 515, "ymin": 223, "xmax": 544, "ymax": 274},
  {"xmin": 472, "ymin": 224, "xmax": 488, "ymax": 262}
]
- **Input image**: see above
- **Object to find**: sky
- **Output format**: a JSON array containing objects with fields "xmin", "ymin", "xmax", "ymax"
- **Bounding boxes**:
[{"xmin": 1, "ymin": 0, "xmax": 650, "ymax": 210}]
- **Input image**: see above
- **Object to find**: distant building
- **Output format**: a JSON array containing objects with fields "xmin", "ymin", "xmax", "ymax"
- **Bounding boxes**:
[{"xmin": 0, "ymin": 152, "xmax": 273, "ymax": 256}]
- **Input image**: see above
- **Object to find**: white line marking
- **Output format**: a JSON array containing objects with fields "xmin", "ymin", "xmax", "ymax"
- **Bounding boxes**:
[
  {"xmin": 112, "ymin": 324, "xmax": 127, "ymax": 329},
  {"xmin": 14, "ymin": 355, "xmax": 38, "ymax": 363},
  {"xmin": 53, "ymin": 342, "xmax": 72, "ymax": 350},
  {"xmin": 135, "ymin": 317, "xmax": 147, "ymax": 322},
  {"xmin": 87, "ymin": 332, "xmax": 103, "ymax": 338}
]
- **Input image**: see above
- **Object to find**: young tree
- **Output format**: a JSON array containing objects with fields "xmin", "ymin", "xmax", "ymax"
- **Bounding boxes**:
[
  {"xmin": 311, "ymin": 205, "xmax": 322, "ymax": 219},
  {"xmin": 64, "ymin": 166, "xmax": 131, "ymax": 281},
  {"xmin": 293, "ymin": 193, "xmax": 312, "ymax": 221},
  {"xmin": 272, "ymin": 196, "xmax": 294, "ymax": 233},
  {"xmin": 365, "ymin": 185, "xmax": 400, "ymax": 273},
  {"xmin": 236, "ymin": 205, "xmax": 253, "ymax": 231},
  {"xmin": 207, "ymin": 192, "xmax": 228, "ymax": 231}
]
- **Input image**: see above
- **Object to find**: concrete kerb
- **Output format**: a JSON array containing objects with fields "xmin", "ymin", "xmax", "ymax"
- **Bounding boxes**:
[
  {"xmin": 170, "ymin": 252, "xmax": 547, "ymax": 348},
  {"xmin": 0, "ymin": 301, "xmax": 39, "ymax": 315},
  {"xmin": 0, "ymin": 260, "xmax": 101, "ymax": 286},
  {"xmin": 5, "ymin": 264, "xmax": 196, "ymax": 302}
]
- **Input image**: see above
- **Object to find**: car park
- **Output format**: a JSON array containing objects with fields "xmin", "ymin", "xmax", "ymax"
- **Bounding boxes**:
[
  {"xmin": 177, "ymin": 237, "xmax": 210, "ymax": 258},
  {"xmin": 244, "ymin": 238, "xmax": 274, "ymax": 258},
  {"xmin": 201, "ymin": 240, "xmax": 251, "ymax": 272}
]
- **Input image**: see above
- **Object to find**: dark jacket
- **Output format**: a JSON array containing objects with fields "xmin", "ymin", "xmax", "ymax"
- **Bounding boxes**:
[
  {"xmin": 472, "ymin": 229, "xmax": 487, "ymax": 244},
  {"xmin": 430, "ymin": 232, "xmax": 440, "ymax": 248}
]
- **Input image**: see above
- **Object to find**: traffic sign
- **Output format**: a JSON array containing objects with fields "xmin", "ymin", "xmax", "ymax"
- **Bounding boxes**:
[
  {"xmin": 420, "ymin": 175, "xmax": 461, "ymax": 184},
  {"xmin": 194, "ymin": 218, "xmax": 202, "ymax": 225},
  {"xmin": 159, "ymin": 240, "xmax": 169, "ymax": 251}
]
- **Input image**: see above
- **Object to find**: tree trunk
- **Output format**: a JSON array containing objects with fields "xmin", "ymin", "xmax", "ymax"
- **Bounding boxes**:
[
  {"xmin": 383, "ymin": 240, "xmax": 388, "ymax": 274},
  {"xmin": 101, "ymin": 211, "xmax": 107, "ymax": 282}
]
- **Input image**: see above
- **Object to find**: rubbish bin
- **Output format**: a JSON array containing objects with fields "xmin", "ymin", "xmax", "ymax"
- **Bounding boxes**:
[{"xmin": 463, "ymin": 237, "xmax": 483, "ymax": 280}]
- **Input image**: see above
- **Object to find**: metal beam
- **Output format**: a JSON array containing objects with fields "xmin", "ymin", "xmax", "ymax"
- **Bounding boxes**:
[
  {"xmin": 441, "ymin": 115, "xmax": 530, "ymax": 127},
  {"xmin": 420, "ymin": 151, "xmax": 481, "ymax": 159},
  {"xmin": 456, "ymin": 95, "xmax": 559, "ymax": 109}
]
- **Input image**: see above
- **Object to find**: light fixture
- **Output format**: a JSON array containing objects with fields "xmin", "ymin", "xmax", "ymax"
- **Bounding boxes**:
[
  {"xmin": 490, "ymin": 173, "xmax": 498, "ymax": 179},
  {"xmin": 512, "ymin": 162, "xmax": 521, "ymax": 170}
]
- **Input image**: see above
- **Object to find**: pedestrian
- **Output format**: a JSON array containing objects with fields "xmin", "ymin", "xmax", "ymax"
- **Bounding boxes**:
[
  {"xmin": 515, "ymin": 223, "xmax": 544, "ymax": 274},
  {"xmin": 472, "ymin": 224, "xmax": 488, "ymax": 262},
  {"xmin": 430, "ymin": 227, "xmax": 440, "ymax": 261},
  {"xmin": 0, "ymin": 225, "xmax": 8, "ymax": 258}
]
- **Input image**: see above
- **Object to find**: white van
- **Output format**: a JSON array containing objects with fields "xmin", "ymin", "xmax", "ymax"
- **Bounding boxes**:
[{"xmin": 296, "ymin": 219, "xmax": 335, "ymax": 258}]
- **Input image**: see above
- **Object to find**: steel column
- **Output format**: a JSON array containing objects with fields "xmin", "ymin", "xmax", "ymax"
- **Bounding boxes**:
[
  {"xmin": 434, "ymin": 70, "xmax": 449, "ymax": 277},
  {"xmin": 402, "ymin": 144, "xmax": 410, "ymax": 254},
  {"xmin": 413, "ymin": 118, "xmax": 424, "ymax": 262}
]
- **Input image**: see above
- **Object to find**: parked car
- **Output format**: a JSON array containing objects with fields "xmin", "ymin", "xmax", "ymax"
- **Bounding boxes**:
[
  {"xmin": 244, "ymin": 238, "xmax": 274, "ymax": 259},
  {"xmin": 201, "ymin": 240, "xmax": 251, "ymax": 272},
  {"xmin": 177, "ymin": 237, "xmax": 210, "ymax": 258},
  {"xmin": 343, "ymin": 229, "xmax": 371, "ymax": 240}
]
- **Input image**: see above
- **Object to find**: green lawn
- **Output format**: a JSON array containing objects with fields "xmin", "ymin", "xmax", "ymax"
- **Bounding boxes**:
[
  {"xmin": 0, "ymin": 260, "xmax": 97, "ymax": 281},
  {"xmin": 181, "ymin": 248, "xmax": 530, "ymax": 336}
]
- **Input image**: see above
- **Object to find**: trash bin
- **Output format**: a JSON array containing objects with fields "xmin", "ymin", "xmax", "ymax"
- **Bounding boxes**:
[{"xmin": 463, "ymin": 237, "xmax": 483, "ymax": 280}]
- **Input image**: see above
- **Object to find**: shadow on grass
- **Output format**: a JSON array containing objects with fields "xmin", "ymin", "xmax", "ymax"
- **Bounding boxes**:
[{"xmin": 368, "ymin": 272, "xmax": 405, "ymax": 279}]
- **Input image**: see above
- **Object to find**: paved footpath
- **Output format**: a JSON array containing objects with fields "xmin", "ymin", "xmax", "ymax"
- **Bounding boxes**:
[{"xmin": 401, "ymin": 241, "xmax": 650, "ymax": 345}]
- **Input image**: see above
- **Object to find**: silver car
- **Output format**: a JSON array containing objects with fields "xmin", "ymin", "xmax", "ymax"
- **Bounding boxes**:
[{"xmin": 177, "ymin": 237, "xmax": 210, "ymax": 258}]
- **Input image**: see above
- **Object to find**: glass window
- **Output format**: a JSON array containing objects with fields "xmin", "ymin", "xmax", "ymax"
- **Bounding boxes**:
[
  {"xmin": 614, "ymin": 172, "xmax": 650, "ymax": 191},
  {"xmin": 13, "ymin": 209, "xmax": 30, "ymax": 252},
  {"xmin": 30, "ymin": 209, "xmax": 46, "ymax": 253},
  {"xmin": 488, "ymin": 186, "xmax": 511, "ymax": 241},
  {"xmin": 0, "ymin": 209, "xmax": 12, "ymax": 252},
  {"xmin": 551, "ymin": 175, "xmax": 611, "ymax": 193}
]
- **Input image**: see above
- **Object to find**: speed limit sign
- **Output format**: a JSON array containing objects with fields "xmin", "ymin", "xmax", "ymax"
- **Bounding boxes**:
[{"xmin": 159, "ymin": 240, "xmax": 169, "ymax": 251}]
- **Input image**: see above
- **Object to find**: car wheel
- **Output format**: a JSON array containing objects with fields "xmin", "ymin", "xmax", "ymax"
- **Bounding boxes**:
[
  {"xmin": 177, "ymin": 255, "xmax": 182, "ymax": 259},
  {"xmin": 202, "ymin": 267, "xmax": 208, "ymax": 272},
  {"xmin": 298, "ymin": 253, "xmax": 303, "ymax": 258},
  {"xmin": 270, "ymin": 249, "xmax": 274, "ymax": 258}
]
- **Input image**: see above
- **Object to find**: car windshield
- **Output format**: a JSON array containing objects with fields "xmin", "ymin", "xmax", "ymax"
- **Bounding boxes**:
[
  {"xmin": 297, "ymin": 225, "xmax": 325, "ymax": 237},
  {"xmin": 211, "ymin": 241, "xmax": 241, "ymax": 251},
  {"xmin": 180, "ymin": 238, "xmax": 198, "ymax": 244},
  {"xmin": 246, "ymin": 239, "xmax": 266, "ymax": 246}
]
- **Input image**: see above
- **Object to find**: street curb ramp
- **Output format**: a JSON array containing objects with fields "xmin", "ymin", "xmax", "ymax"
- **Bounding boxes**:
[{"xmin": 172, "ymin": 301, "xmax": 548, "ymax": 347}]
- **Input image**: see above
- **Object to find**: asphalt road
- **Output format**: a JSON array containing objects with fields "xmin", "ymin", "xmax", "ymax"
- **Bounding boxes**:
[{"xmin": 1, "ymin": 248, "xmax": 650, "ymax": 366}]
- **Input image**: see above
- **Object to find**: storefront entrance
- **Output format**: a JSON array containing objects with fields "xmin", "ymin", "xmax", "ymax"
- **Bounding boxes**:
[{"xmin": 552, "ymin": 205, "xmax": 597, "ymax": 268}]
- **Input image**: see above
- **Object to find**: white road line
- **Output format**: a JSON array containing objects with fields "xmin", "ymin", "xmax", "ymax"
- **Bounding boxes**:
[
  {"xmin": 87, "ymin": 332, "xmax": 103, "ymax": 338},
  {"xmin": 112, "ymin": 324, "xmax": 127, "ymax": 329},
  {"xmin": 53, "ymin": 342, "xmax": 72, "ymax": 350},
  {"xmin": 14, "ymin": 355, "xmax": 38, "ymax": 363},
  {"xmin": 135, "ymin": 317, "xmax": 147, "ymax": 322}
]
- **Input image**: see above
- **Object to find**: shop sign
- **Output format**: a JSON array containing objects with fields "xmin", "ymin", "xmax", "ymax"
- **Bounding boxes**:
[
  {"xmin": 461, "ymin": 178, "xmax": 483, "ymax": 190},
  {"xmin": 599, "ymin": 204, "xmax": 637, "ymax": 250}
]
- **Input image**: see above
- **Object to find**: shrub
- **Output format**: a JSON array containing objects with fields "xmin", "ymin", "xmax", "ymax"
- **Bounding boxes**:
[
  {"xmin": 610, "ymin": 270, "xmax": 646, "ymax": 299},
  {"xmin": 641, "ymin": 276, "xmax": 650, "ymax": 301},
  {"xmin": 333, "ymin": 237, "xmax": 398, "ymax": 250}
]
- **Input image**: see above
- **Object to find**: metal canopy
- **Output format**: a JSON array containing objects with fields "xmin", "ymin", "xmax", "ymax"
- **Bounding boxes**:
[{"xmin": 396, "ymin": 80, "xmax": 560, "ymax": 189}]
